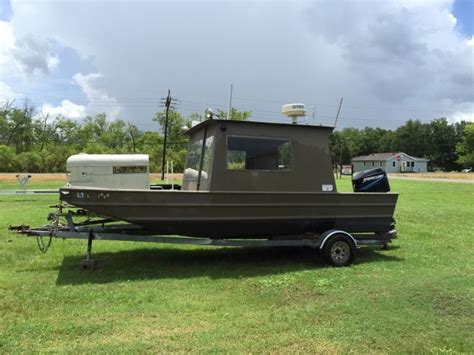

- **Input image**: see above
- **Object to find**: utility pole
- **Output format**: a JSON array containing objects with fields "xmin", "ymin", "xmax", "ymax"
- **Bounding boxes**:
[{"xmin": 160, "ymin": 89, "xmax": 178, "ymax": 181}]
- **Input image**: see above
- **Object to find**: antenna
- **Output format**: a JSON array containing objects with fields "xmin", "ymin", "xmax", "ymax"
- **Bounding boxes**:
[
  {"xmin": 334, "ymin": 97, "xmax": 343, "ymax": 127},
  {"xmin": 227, "ymin": 83, "xmax": 233, "ymax": 120}
]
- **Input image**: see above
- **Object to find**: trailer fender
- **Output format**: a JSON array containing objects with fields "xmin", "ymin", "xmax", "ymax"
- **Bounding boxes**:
[{"xmin": 319, "ymin": 230, "xmax": 358, "ymax": 250}]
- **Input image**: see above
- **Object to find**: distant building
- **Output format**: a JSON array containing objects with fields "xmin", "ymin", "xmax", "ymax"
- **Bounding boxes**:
[{"xmin": 352, "ymin": 152, "xmax": 429, "ymax": 173}]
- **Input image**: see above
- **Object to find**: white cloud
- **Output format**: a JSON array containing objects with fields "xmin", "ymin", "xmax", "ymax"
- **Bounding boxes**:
[
  {"xmin": 0, "ymin": 20, "xmax": 19, "ymax": 78},
  {"xmin": 73, "ymin": 72, "xmax": 121, "ymax": 119},
  {"xmin": 5, "ymin": 0, "xmax": 474, "ymax": 129},
  {"xmin": 12, "ymin": 33, "xmax": 60, "ymax": 77},
  {"xmin": 35, "ymin": 99, "xmax": 86, "ymax": 119},
  {"xmin": 449, "ymin": 110, "xmax": 474, "ymax": 123},
  {"xmin": 0, "ymin": 21, "xmax": 21, "ymax": 104},
  {"xmin": 0, "ymin": 19, "xmax": 59, "ymax": 83},
  {"xmin": 0, "ymin": 19, "xmax": 63, "ymax": 110},
  {"xmin": 0, "ymin": 80, "xmax": 19, "ymax": 105},
  {"xmin": 303, "ymin": 0, "xmax": 473, "ymax": 104}
]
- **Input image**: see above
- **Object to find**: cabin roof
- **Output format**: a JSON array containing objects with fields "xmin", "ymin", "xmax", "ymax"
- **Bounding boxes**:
[
  {"xmin": 185, "ymin": 119, "xmax": 334, "ymax": 136},
  {"xmin": 67, "ymin": 154, "xmax": 149, "ymax": 167}
]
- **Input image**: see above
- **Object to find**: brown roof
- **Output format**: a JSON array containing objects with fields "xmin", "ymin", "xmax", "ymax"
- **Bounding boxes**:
[
  {"xmin": 185, "ymin": 119, "xmax": 334, "ymax": 136},
  {"xmin": 352, "ymin": 152, "xmax": 429, "ymax": 162}
]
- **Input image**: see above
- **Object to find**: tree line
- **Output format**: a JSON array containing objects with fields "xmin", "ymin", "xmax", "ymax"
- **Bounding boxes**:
[
  {"xmin": 0, "ymin": 101, "xmax": 472, "ymax": 173},
  {"xmin": 330, "ymin": 118, "xmax": 472, "ymax": 171}
]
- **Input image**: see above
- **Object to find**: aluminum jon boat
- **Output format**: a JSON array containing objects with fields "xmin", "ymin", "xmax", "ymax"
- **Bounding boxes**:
[
  {"xmin": 12, "ymin": 112, "xmax": 398, "ymax": 267},
  {"xmin": 59, "ymin": 119, "xmax": 398, "ymax": 238}
]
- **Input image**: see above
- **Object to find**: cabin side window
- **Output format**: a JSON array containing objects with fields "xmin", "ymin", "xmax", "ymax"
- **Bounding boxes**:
[
  {"xmin": 113, "ymin": 166, "xmax": 147, "ymax": 174},
  {"xmin": 227, "ymin": 136, "xmax": 291, "ymax": 171}
]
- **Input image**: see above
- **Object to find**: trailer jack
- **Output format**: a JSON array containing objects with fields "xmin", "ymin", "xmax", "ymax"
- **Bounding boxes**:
[{"xmin": 81, "ymin": 231, "xmax": 95, "ymax": 270}]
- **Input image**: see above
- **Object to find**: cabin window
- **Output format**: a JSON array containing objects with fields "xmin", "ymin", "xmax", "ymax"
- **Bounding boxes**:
[
  {"xmin": 183, "ymin": 135, "xmax": 204, "ymax": 189},
  {"xmin": 392, "ymin": 161, "xmax": 396, "ymax": 167},
  {"xmin": 183, "ymin": 133, "xmax": 215, "ymax": 190},
  {"xmin": 113, "ymin": 166, "xmax": 147, "ymax": 174},
  {"xmin": 200, "ymin": 135, "xmax": 215, "ymax": 183},
  {"xmin": 227, "ymin": 136, "xmax": 291, "ymax": 171}
]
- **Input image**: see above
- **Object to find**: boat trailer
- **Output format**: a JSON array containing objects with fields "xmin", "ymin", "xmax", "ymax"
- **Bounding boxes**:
[{"xmin": 9, "ymin": 205, "xmax": 397, "ymax": 269}]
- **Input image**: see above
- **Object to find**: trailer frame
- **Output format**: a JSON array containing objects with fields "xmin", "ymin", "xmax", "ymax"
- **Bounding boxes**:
[{"xmin": 9, "ymin": 207, "xmax": 397, "ymax": 268}]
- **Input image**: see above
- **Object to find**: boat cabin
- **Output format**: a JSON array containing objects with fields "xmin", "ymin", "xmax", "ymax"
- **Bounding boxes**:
[{"xmin": 183, "ymin": 120, "xmax": 336, "ymax": 192}]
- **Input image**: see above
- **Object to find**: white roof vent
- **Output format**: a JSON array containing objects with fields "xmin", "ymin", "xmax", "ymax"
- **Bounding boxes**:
[{"xmin": 282, "ymin": 103, "xmax": 306, "ymax": 124}]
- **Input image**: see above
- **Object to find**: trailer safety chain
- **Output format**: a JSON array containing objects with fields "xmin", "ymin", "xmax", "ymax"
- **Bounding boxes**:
[
  {"xmin": 36, "ymin": 234, "xmax": 53, "ymax": 253},
  {"xmin": 36, "ymin": 204, "xmax": 63, "ymax": 253}
]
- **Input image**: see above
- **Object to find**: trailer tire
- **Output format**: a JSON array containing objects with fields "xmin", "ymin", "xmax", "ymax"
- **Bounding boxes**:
[{"xmin": 323, "ymin": 234, "xmax": 356, "ymax": 267}]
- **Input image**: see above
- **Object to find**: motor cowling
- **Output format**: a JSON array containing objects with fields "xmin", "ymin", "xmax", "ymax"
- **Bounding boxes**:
[{"xmin": 352, "ymin": 168, "xmax": 390, "ymax": 192}]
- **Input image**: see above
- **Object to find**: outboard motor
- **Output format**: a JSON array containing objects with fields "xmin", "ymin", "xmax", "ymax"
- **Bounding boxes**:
[{"xmin": 352, "ymin": 168, "xmax": 390, "ymax": 192}]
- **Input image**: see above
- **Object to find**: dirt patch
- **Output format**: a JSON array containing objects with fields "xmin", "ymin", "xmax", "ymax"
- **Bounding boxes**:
[
  {"xmin": 389, "ymin": 173, "xmax": 474, "ymax": 180},
  {"xmin": 0, "ymin": 173, "xmax": 67, "ymax": 183},
  {"xmin": 149, "ymin": 173, "xmax": 183, "ymax": 182}
]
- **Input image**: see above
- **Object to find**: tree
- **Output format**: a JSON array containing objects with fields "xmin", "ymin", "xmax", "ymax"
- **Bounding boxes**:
[
  {"xmin": 392, "ymin": 119, "xmax": 429, "ymax": 158},
  {"xmin": 0, "ymin": 99, "xmax": 467, "ymax": 174},
  {"xmin": 456, "ymin": 123, "xmax": 474, "ymax": 168},
  {"xmin": 217, "ymin": 108, "xmax": 251, "ymax": 121},
  {"xmin": 0, "ymin": 145, "xmax": 16, "ymax": 172},
  {"xmin": 425, "ymin": 118, "xmax": 459, "ymax": 171},
  {"xmin": 4, "ymin": 102, "xmax": 35, "ymax": 153}
]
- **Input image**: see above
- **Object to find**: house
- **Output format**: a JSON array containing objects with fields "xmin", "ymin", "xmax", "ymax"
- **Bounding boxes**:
[{"xmin": 351, "ymin": 152, "xmax": 429, "ymax": 173}]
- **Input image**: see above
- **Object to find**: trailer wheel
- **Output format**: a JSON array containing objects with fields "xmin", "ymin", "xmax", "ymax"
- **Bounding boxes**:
[{"xmin": 323, "ymin": 234, "xmax": 356, "ymax": 267}]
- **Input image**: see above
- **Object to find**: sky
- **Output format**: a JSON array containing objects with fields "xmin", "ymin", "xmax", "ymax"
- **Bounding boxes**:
[{"xmin": 0, "ymin": 0, "xmax": 472, "ymax": 130}]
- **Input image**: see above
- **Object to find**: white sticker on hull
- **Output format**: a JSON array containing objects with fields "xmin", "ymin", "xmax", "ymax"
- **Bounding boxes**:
[{"xmin": 322, "ymin": 184, "xmax": 333, "ymax": 192}]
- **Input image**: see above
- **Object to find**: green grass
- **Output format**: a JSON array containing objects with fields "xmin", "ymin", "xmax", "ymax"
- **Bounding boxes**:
[
  {"xmin": 0, "ymin": 179, "xmax": 473, "ymax": 353},
  {"xmin": 0, "ymin": 181, "xmax": 64, "ymax": 190},
  {"xmin": 0, "ymin": 179, "xmax": 181, "ymax": 190}
]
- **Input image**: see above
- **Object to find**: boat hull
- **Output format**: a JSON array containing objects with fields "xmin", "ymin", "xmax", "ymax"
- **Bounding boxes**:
[{"xmin": 59, "ymin": 188, "xmax": 398, "ymax": 238}]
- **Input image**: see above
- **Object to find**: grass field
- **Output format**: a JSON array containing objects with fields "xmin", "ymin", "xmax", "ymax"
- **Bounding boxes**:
[{"xmin": 0, "ymin": 178, "xmax": 473, "ymax": 353}]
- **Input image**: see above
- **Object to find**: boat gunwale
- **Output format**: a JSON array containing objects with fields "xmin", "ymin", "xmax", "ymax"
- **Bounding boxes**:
[{"xmin": 60, "ymin": 187, "xmax": 399, "ymax": 196}]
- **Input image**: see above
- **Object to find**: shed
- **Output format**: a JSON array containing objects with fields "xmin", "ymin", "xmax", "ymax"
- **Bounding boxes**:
[
  {"xmin": 66, "ymin": 154, "xmax": 150, "ymax": 189},
  {"xmin": 351, "ymin": 152, "xmax": 429, "ymax": 173}
]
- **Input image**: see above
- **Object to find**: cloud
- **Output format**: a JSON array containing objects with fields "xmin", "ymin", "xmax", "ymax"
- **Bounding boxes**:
[
  {"xmin": 0, "ymin": 19, "xmax": 59, "ymax": 80},
  {"xmin": 35, "ymin": 99, "xmax": 86, "ymax": 119},
  {"xmin": 0, "ymin": 19, "xmax": 18, "ymax": 78},
  {"xmin": 73, "ymin": 72, "xmax": 120, "ymax": 119},
  {"xmin": 0, "ymin": 80, "xmax": 18, "ymax": 105},
  {"xmin": 303, "ymin": 0, "xmax": 473, "ymax": 104},
  {"xmin": 448, "ymin": 108, "xmax": 474, "ymax": 123},
  {"xmin": 4, "ymin": 0, "xmax": 474, "ymax": 129},
  {"xmin": 13, "ymin": 33, "xmax": 59, "ymax": 77},
  {"xmin": 0, "ymin": 18, "xmax": 63, "ymax": 109}
]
